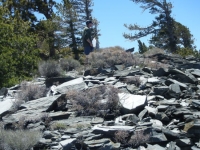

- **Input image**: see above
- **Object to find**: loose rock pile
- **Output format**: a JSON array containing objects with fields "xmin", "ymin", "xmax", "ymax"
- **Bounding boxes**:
[{"xmin": 1, "ymin": 53, "xmax": 200, "ymax": 150}]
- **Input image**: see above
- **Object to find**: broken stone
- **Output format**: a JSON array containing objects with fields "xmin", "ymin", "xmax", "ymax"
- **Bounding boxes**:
[{"xmin": 118, "ymin": 93, "xmax": 147, "ymax": 114}]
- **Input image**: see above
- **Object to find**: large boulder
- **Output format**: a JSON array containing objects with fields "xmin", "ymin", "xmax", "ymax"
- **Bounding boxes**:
[
  {"xmin": 54, "ymin": 77, "xmax": 87, "ymax": 94},
  {"xmin": 118, "ymin": 93, "xmax": 148, "ymax": 114},
  {"xmin": 2, "ymin": 94, "xmax": 63, "ymax": 126},
  {"xmin": 0, "ymin": 97, "xmax": 16, "ymax": 117}
]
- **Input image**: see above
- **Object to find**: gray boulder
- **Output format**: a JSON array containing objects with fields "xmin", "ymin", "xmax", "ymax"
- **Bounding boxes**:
[
  {"xmin": 118, "ymin": 93, "xmax": 147, "ymax": 114},
  {"xmin": 54, "ymin": 77, "xmax": 87, "ymax": 94}
]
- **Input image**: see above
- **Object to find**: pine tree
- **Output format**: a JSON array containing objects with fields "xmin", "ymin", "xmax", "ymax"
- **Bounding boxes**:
[
  {"xmin": 56, "ymin": 0, "xmax": 82, "ymax": 59},
  {"xmin": 0, "ymin": 6, "xmax": 40, "ymax": 87},
  {"xmin": 138, "ymin": 40, "xmax": 148, "ymax": 54},
  {"xmin": 123, "ymin": 0, "xmax": 177, "ymax": 52}
]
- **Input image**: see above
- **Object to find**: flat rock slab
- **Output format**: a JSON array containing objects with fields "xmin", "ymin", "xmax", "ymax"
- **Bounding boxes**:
[
  {"xmin": 92, "ymin": 125, "xmax": 135, "ymax": 135},
  {"xmin": 2, "ymin": 94, "xmax": 62, "ymax": 124},
  {"xmin": 0, "ymin": 97, "xmax": 15, "ymax": 116},
  {"xmin": 191, "ymin": 69, "xmax": 200, "ymax": 77},
  {"xmin": 165, "ymin": 79, "xmax": 188, "ymax": 90},
  {"xmin": 118, "ymin": 93, "xmax": 147, "ymax": 113},
  {"xmin": 59, "ymin": 138, "xmax": 76, "ymax": 150},
  {"xmin": 147, "ymin": 77, "xmax": 160, "ymax": 84},
  {"xmin": 54, "ymin": 77, "xmax": 87, "ymax": 94}
]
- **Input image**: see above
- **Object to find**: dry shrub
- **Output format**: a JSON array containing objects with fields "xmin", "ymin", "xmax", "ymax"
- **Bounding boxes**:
[
  {"xmin": 59, "ymin": 57, "xmax": 81, "ymax": 71},
  {"xmin": 128, "ymin": 130, "xmax": 151, "ymax": 147},
  {"xmin": 0, "ymin": 129, "xmax": 42, "ymax": 150},
  {"xmin": 125, "ymin": 76, "xmax": 141, "ymax": 87},
  {"xmin": 40, "ymin": 113, "xmax": 52, "ymax": 128},
  {"xmin": 66, "ymin": 85, "xmax": 120, "ymax": 116},
  {"xmin": 88, "ymin": 47, "xmax": 135, "ymax": 68},
  {"xmin": 11, "ymin": 99, "xmax": 24, "ymax": 112},
  {"xmin": 50, "ymin": 122, "xmax": 68, "ymax": 130},
  {"xmin": 38, "ymin": 60, "xmax": 62, "ymax": 78},
  {"xmin": 144, "ymin": 47, "xmax": 165, "ymax": 57},
  {"xmin": 17, "ymin": 81, "xmax": 47, "ymax": 102},
  {"xmin": 114, "ymin": 130, "xmax": 129, "ymax": 144}
]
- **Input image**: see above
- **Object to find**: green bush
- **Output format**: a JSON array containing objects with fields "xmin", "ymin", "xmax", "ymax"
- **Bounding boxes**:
[
  {"xmin": 38, "ymin": 60, "xmax": 62, "ymax": 78},
  {"xmin": 176, "ymin": 47, "xmax": 196, "ymax": 57},
  {"xmin": 0, "ymin": 129, "xmax": 42, "ymax": 150}
]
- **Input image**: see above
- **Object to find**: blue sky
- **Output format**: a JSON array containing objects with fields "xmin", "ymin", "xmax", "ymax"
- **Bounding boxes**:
[{"xmin": 92, "ymin": 0, "xmax": 200, "ymax": 52}]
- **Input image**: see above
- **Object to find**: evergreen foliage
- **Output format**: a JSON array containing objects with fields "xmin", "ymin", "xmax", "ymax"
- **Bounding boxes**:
[{"xmin": 0, "ymin": 6, "xmax": 40, "ymax": 87}]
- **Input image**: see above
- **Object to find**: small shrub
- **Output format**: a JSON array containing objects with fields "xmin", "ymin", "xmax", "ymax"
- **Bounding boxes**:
[
  {"xmin": 66, "ymin": 85, "xmax": 120, "ymax": 116},
  {"xmin": 0, "ymin": 129, "xmax": 42, "ymax": 150},
  {"xmin": 17, "ymin": 81, "xmax": 47, "ymax": 102},
  {"xmin": 125, "ymin": 76, "xmax": 141, "ymax": 87},
  {"xmin": 50, "ymin": 122, "xmax": 68, "ymax": 130},
  {"xmin": 88, "ymin": 47, "xmax": 135, "ymax": 68},
  {"xmin": 128, "ymin": 130, "xmax": 151, "ymax": 147},
  {"xmin": 11, "ymin": 99, "xmax": 24, "ymax": 112},
  {"xmin": 38, "ymin": 60, "xmax": 62, "ymax": 78},
  {"xmin": 59, "ymin": 57, "xmax": 81, "ymax": 71},
  {"xmin": 40, "ymin": 113, "xmax": 52, "ymax": 128},
  {"xmin": 114, "ymin": 130, "xmax": 129, "ymax": 144}
]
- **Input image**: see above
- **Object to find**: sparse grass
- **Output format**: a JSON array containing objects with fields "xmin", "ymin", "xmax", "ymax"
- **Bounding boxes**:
[
  {"xmin": 38, "ymin": 60, "xmax": 62, "ymax": 78},
  {"xmin": 17, "ymin": 81, "xmax": 47, "ymax": 102},
  {"xmin": 50, "ymin": 122, "xmax": 68, "ymax": 130},
  {"xmin": 59, "ymin": 57, "xmax": 81, "ymax": 71},
  {"xmin": 0, "ymin": 129, "xmax": 42, "ymax": 150},
  {"xmin": 66, "ymin": 85, "xmax": 120, "ymax": 116},
  {"xmin": 125, "ymin": 76, "xmax": 141, "ymax": 87}
]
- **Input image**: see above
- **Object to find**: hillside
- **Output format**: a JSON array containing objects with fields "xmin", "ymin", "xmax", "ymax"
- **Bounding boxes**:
[{"xmin": 1, "ymin": 48, "xmax": 200, "ymax": 150}]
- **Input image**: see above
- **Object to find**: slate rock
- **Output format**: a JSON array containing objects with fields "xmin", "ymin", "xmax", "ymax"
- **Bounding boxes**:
[
  {"xmin": 0, "ymin": 87, "xmax": 8, "ymax": 96},
  {"xmin": 45, "ymin": 77, "xmax": 75, "ymax": 88},
  {"xmin": 118, "ymin": 93, "xmax": 147, "ymax": 114},
  {"xmin": 2, "ymin": 94, "xmax": 62, "ymax": 125},
  {"xmin": 152, "ymin": 68, "xmax": 169, "ymax": 77},
  {"xmin": 165, "ymin": 79, "xmax": 188, "ymax": 90},
  {"xmin": 156, "ymin": 113, "xmax": 170, "ymax": 122},
  {"xmin": 147, "ymin": 144, "xmax": 165, "ymax": 150},
  {"xmin": 59, "ymin": 138, "xmax": 76, "ymax": 150},
  {"xmin": 0, "ymin": 97, "xmax": 16, "ymax": 117},
  {"xmin": 191, "ymin": 69, "xmax": 200, "ymax": 77},
  {"xmin": 176, "ymin": 138, "xmax": 192, "ymax": 147},
  {"xmin": 153, "ymin": 86, "xmax": 169, "ymax": 95},
  {"xmin": 169, "ymin": 84, "xmax": 181, "ymax": 94},
  {"xmin": 54, "ymin": 77, "xmax": 87, "ymax": 94},
  {"xmin": 138, "ymin": 109, "xmax": 148, "ymax": 120}
]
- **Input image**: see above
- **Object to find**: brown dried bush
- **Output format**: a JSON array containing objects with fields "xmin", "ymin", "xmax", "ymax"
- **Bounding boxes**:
[
  {"xmin": 128, "ymin": 129, "xmax": 151, "ymax": 147},
  {"xmin": 114, "ymin": 130, "xmax": 129, "ymax": 144},
  {"xmin": 125, "ymin": 76, "xmax": 141, "ymax": 87},
  {"xmin": 17, "ymin": 81, "xmax": 47, "ymax": 102},
  {"xmin": 88, "ymin": 47, "xmax": 135, "ymax": 68},
  {"xmin": 66, "ymin": 85, "xmax": 120, "ymax": 116},
  {"xmin": 0, "ymin": 129, "xmax": 42, "ymax": 150}
]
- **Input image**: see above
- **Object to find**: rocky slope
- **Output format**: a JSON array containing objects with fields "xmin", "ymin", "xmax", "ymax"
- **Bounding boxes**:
[{"xmin": 1, "ymin": 53, "xmax": 200, "ymax": 150}]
